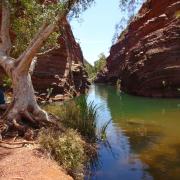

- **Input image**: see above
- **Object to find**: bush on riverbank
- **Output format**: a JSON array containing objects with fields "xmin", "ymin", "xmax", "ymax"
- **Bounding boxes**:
[
  {"xmin": 40, "ymin": 97, "xmax": 109, "ymax": 179},
  {"xmin": 40, "ymin": 97, "xmax": 103, "ymax": 179},
  {"xmin": 39, "ymin": 128, "xmax": 85, "ymax": 179}
]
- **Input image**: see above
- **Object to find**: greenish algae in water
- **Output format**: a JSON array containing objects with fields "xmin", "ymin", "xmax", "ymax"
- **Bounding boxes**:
[{"xmin": 85, "ymin": 85, "xmax": 180, "ymax": 180}]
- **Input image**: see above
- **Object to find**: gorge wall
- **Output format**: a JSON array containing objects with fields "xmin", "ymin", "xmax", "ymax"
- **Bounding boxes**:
[
  {"xmin": 32, "ymin": 20, "xmax": 89, "ymax": 96},
  {"xmin": 96, "ymin": 0, "xmax": 180, "ymax": 97}
]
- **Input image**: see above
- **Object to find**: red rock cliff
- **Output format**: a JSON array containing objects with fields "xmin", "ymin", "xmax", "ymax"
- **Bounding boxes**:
[
  {"xmin": 96, "ymin": 0, "xmax": 180, "ymax": 97},
  {"xmin": 32, "ymin": 20, "xmax": 89, "ymax": 95}
]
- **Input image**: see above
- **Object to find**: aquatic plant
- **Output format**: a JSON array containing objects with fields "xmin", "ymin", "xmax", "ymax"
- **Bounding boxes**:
[{"xmin": 100, "ymin": 119, "xmax": 111, "ymax": 141}]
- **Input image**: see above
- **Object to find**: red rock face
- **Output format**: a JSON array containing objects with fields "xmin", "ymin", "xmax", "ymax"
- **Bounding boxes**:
[
  {"xmin": 96, "ymin": 0, "xmax": 180, "ymax": 97},
  {"xmin": 32, "ymin": 20, "xmax": 89, "ymax": 95}
]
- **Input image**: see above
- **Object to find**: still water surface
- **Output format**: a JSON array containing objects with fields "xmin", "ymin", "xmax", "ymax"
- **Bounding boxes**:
[{"xmin": 86, "ymin": 85, "xmax": 180, "ymax": 180}]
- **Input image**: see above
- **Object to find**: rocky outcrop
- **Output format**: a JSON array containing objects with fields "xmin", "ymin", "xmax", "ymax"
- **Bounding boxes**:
[
  {"xmin": 96, "ymin": 0, "xmax": 180, "ymax": 97},
  {"xmin": 32, "ymin": 20, "xmax": 89, "ymax": 95}
]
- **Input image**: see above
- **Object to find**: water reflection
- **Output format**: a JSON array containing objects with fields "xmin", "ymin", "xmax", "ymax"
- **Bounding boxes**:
[{"xmin": 86, "ymin": 85, "xmax": 180, "ymax": 180}]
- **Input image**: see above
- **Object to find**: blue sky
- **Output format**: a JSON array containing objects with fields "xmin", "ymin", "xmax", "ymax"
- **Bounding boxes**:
[
  {"xmin": 70, "ymin": 0, "xmax": 143, "ymax": 65},
  {"xmin": 70, "ymin": 0, "xmax": 122, "ymax": 65}
]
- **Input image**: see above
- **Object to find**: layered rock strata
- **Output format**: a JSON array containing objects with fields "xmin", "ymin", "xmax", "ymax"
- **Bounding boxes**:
[
  {"xmin": 32, "ymin": 20, "xmax": 89, "ymax": 95},
  {"xmin": 96, "ymin": 0, "xmax": 180, "ymax": 97}
]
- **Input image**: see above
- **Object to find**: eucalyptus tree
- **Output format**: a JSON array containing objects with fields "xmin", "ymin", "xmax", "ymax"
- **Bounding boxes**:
[{"xmin": 0, "ymin": 0, "xmax": 94, "ymax": 134}]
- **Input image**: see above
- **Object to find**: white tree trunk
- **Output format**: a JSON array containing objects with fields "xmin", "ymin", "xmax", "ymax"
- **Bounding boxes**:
[
  {"xmin": 0, "ymin": 1, "xmax": 77, "ymax": 136},
  {"xmin": 6, "ymin": 71, "xmax": 48, "ymax": 124},
  {"xmin": 0, "ymin": 56, "xmax": 49, "ymax": 136}
]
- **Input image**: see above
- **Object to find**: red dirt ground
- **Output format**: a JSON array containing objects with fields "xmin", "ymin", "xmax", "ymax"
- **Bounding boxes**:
[{"xmin": 0, "ymin": 145, "xmax": 73, "ymax": 180}]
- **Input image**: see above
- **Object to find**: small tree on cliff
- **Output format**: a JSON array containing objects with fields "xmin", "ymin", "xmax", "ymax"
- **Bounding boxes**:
[
  {"xmin": 112, "ymin": 0, "xmax": 144, "ymax": 44},
  {"xmin": 0, "ymin": 0, "xmax": 94, "ymax": 135}
]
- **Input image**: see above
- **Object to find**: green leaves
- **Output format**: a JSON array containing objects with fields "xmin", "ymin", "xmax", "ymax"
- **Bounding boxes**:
[
  {"xmin": 10, "ymin": 0, "xmax": 62, "ymax": 57},
  {"xmin": 69, "ymin": 0, "xmax": 95, "ymax": 18},
  {"xmin": 94, "ymin": 53, "xmax": 106, "ymax": 73},
  {"xmin": 8, "ymin": 0, "xmax": 95, "ymax": 58}
]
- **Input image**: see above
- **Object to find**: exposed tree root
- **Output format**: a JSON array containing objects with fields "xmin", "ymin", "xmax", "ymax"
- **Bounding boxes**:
[
  {"xmin": 0, "ymin": 140, "xmax": 35, "ymax": 149},
  {"xmin": 21, "ymin": 111, "xmax": 36, "ymax": 124},
  {"xmin": 0, "ymin": 140, "xmax": 34, "ymax": 145},
  {"xmin": 0, "ymin": 103, "xmax": 60, "ymax": 142}
]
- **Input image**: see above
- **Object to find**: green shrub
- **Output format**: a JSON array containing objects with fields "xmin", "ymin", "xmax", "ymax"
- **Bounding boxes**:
[
  {"xmin": 44, "ymin": 96, "xmax": 98, "ymax": 142},
  {"xmin": 39, "ymin": 128, "xmax": 85, "ymax": 179},
  {"xmin": 42, "ymin": 97, "xmax": 110, "ymax": 178}
]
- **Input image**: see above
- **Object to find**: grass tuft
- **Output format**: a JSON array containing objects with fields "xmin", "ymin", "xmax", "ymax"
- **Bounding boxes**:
[
  {"xmin": 100, "ymin": 119, "xmax": 111, "ymax": 141},
  {"xmin": 44, "ymin": 96, "xmax": 99, "ymax": 142}
]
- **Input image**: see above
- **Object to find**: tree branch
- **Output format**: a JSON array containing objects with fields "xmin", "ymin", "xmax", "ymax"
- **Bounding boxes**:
[
  {"xmin": 16, "ymin": 22, "xmax": 54, "ymax": 73},
  {"xmin": 0, "ymin": 0, "xmax": 11, "ymax": 55},
  {"xmin": 16, "ymin": 0, "xmax": 77, "ymax": 74},
  {"xmin": 16, "ymin": 18, "xmax": 64, "ymax": 74},
  {"xmin": 61, "ymin": 21, "xmax": 74, "ymax": 84}
]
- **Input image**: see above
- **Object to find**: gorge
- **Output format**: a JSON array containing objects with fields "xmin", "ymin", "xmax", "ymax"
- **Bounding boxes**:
[{"xmin": 0, "ymin": 0, "xmax": 180, "ymax": 179}]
